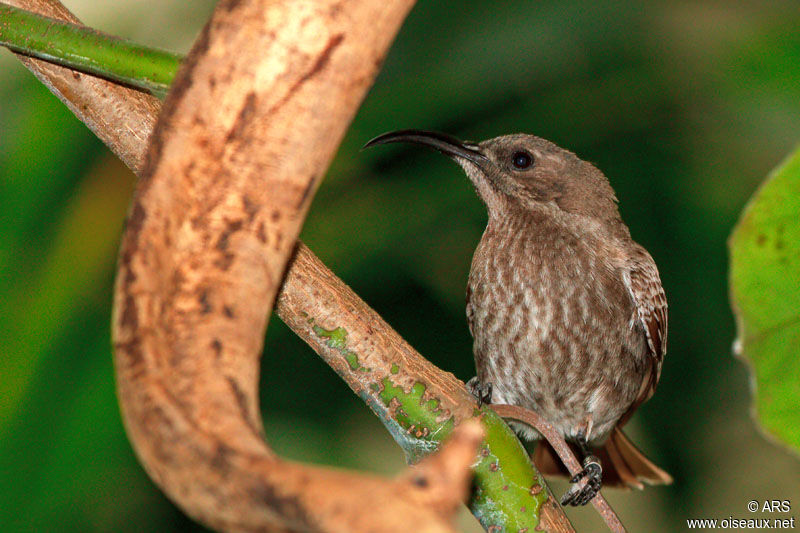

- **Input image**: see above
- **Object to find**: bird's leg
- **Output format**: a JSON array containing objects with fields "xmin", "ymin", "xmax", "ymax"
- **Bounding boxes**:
[
  {"xmin": 466, "ymin": 377, "xmax": 493, "ymax": 408},
  {"xmin": 560, "ymin": 432, "xmax": 602, "ymax": 507}
]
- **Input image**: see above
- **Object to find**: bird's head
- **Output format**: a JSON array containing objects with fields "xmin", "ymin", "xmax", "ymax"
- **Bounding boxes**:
[{"xmin": 365, "ymin": 129, "xmax": 621, "ymax": 225}]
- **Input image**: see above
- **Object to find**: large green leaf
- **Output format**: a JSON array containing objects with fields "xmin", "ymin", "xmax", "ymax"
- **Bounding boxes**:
[{"xmin": 730, "ymin": 146, "xmax": 800, "ymax": 453}]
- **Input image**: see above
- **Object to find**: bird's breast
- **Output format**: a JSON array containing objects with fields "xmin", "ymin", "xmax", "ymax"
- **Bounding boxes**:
[
  {"xmin": 468, "ymin": 219, "xmax": 625, "ymax": 346},
  {"xmin": 467, "ymin": 217, "xmax": 645, "ymax": 441}
]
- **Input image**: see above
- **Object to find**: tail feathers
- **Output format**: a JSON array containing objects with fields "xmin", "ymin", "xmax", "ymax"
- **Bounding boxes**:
[
  {"xmin": 606, "ymin": 427, "xmax": 673, "ymax": 488},
  {"xmin": 532, "ymin": 427, "xmax": 672, "ymax": 489}
]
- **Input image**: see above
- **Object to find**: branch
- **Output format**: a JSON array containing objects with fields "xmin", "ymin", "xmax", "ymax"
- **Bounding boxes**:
[
  {"xmin": 112, "ymin": 0, "xmax": 455, "ymax": 529},
  {"xmin": 2, "ymin": 1, "xmax": 574, "ymax": 531},
  {"xmin": 491, "ymin": 404, "xmax": 626, "ymax": 533}
]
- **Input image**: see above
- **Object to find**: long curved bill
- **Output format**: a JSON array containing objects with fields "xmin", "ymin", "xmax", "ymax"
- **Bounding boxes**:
[{"xmin": 363, "ymin": 129, "xmax": 488, "ymax": 166}]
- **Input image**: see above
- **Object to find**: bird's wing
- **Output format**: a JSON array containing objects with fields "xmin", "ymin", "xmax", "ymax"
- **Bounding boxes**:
[
  {"xmin": 465, "ymin": 283, "xmax": 476, "ymax": 337},
  {"xmin": 619, "ymin": 245, "xmax": 667, "ymax": 426}
]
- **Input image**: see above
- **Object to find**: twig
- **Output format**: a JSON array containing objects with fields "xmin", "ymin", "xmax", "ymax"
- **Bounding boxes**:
[
  {"xmin": 491, "ymin": 404, "xmax": 627, "ymax": 533},
  {"xmin": 0, "ymin": 4, "xmax": 178, "ymax": 98}
]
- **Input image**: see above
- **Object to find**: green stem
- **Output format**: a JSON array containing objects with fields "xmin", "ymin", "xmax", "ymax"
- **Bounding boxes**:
[
  {"xmin": 0, "ymin": 3, "xmax": 181, "ymax": 99},
  {"xmin": 313, "ymin": 325, "xmax": 559, "ymax": 532}
]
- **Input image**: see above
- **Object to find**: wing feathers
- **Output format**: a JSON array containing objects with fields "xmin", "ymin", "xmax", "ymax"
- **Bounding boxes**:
[{"xmin": 620, "ymin": 245, "xmax": 668, "ymax": 423}]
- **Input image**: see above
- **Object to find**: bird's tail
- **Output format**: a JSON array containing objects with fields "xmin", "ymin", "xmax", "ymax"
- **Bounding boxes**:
[{"xmin": 532, "ymin": 427, "xmax": 673, "ymax": 489}]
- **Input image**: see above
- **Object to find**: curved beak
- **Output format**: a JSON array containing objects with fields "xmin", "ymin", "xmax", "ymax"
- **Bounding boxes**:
[{"xmin": 363, "ymin": 129, "xmax": 488, "ymax": 167}]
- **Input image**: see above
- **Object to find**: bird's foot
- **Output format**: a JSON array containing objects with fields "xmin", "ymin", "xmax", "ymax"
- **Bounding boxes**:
[
  {"xmin": 560, "ymin": 455, "xmax": 602, "ymax": 507},
  {"xmin": 467, "ymin": 377, "xmax": 493, "ymax": 408}
]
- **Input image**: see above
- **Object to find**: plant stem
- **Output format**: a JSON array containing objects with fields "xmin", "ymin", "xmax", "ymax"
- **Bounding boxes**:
[
  {"xmin": 0, "ymin": 3, "xmax": 180, "ymax": 98},
  {"xmin": 298, "ymin": 314, "xmax": 573, "ymax": 532}
]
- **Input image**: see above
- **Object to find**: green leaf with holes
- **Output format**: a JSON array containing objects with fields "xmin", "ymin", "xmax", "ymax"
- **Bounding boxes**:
[{"xmin": 730, "ymin": 145, "xmax": 800, "ymax": 454}]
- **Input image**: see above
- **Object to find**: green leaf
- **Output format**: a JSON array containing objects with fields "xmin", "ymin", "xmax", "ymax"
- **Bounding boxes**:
[{"xmin": 730, "ymin": 145, "xmax": 800, "ymax": 453}]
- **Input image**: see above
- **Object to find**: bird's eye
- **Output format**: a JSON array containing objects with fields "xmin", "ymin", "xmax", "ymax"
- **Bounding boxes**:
[{"xmin": 511, "ymin": 151, "xmax": 533, "ymax": 170}]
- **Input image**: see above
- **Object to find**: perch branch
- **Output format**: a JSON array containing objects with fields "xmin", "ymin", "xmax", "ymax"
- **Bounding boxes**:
[
  {"xmin": 491, "ymin": 404, "xmax": 626, "ymax": 533},
  {"xmin": 3, "ymin": 0, "xmax": 574, "ymax": 531}
]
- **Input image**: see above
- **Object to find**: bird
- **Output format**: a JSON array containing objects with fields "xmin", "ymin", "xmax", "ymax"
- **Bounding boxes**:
[{"xmin": 364, "ymin": 129, "xmax": 672, "ymax": 506}]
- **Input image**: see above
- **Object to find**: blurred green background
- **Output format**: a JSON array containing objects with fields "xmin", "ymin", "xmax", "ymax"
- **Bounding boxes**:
[{"xmin": 2, "ymin": 1, "xmax": 799, "ymax": 531}]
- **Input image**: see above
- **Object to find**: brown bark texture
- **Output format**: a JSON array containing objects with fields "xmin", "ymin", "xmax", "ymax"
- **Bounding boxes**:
[
  {"xmin": 6, "ymin": 0, "xmax": 575, "ymax": 531},
  {"xmin": 108, "ymin": 0, "xmax": 483, "ymax": 530}
]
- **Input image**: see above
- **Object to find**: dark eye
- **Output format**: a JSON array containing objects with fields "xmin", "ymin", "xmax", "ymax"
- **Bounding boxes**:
[{"xmin": 511, "ymin": 151, "xmax": 533, "ymax": 170}]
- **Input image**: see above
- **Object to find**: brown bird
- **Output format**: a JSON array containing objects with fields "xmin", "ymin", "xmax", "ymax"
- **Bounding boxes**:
[{"xmin": 365, "ymin": 130, "xmax": 672, "ymax": 506}]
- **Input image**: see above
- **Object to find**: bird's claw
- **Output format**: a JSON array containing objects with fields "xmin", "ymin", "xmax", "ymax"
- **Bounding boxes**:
[
  {"xmin": 467, "ymin": 378, "xmax": 493, "ymax": 407},
  {"xmin": 560, "ymin": 456, "xmax": 602, "ymax": 507}
]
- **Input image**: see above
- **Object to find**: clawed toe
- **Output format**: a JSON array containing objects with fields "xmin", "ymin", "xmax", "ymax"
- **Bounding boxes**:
[
  {"xmin": 560, "ymin": 456, "xmax": 602, "ymax": 507},
  {"xmin": 467, "ymin": 377, "xmax": 493, "ymax": 407}
]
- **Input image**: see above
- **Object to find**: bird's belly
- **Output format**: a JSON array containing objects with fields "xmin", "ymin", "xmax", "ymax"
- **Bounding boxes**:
[{"xmin": 469, "ymin": 249, "xmax": 647, "ymax": 444}]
